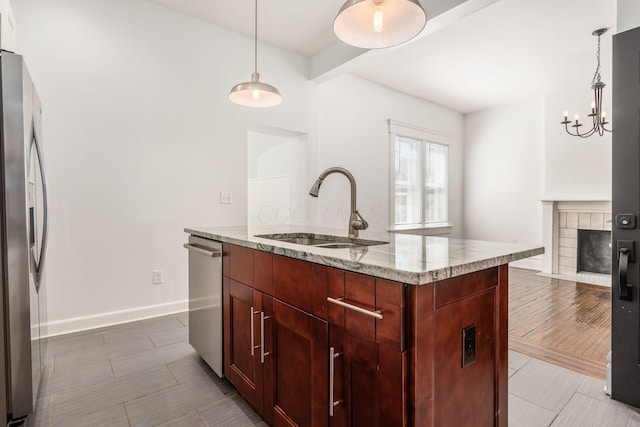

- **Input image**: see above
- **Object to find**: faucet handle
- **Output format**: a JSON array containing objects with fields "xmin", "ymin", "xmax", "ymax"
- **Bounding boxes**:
[{"xmin": 351, "ymin": 210, "xmax": 369, "ymax": 231}]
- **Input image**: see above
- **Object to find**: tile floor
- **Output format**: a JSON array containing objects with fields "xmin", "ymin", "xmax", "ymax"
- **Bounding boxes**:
[{"xmin": 24, "ymin": 312, "xmax": 640, "ymax": 426}]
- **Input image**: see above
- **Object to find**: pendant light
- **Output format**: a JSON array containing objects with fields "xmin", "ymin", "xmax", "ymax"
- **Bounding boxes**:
[
  {"xmin": 228, "ymin": 0, "xmax": 282, "ymax": 108},
  {"xmin": 333, "ymin": 0, "xmax": 427, "ymax": 49}
]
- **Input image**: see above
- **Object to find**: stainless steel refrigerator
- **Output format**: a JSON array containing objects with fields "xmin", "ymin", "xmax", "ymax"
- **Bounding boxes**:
[
  {"xmin": 611, "ymin": 26, "xmax": 640, "ymax": 408},
  {"xmin": 0, "ymin": 50, "xmax": 48, "ymax": 424}
]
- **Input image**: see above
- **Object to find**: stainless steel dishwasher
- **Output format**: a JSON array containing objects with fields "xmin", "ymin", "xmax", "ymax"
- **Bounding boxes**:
[{"xmin": 183, "ymin": 236, "xmax": 223, "ymax": 377}]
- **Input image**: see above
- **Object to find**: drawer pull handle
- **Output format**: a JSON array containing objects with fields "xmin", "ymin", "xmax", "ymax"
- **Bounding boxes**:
[{"xmin": 327, "ymin": 297, "xmax": 383, "ymax": 320}]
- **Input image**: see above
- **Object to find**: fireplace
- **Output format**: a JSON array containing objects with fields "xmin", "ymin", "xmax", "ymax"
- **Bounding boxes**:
[
  {"xmin": 577, "ymin": 229, "xmax": 612, "ymax": 274},
  {"xmin": 541, "ymin": 200, "xmax": 612, "ymax": 284}
]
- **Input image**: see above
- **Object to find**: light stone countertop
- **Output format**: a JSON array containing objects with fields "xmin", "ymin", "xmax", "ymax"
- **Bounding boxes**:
[{"xmin": 184, "ymin": 226, "xmax": 544, "ymax": 285}]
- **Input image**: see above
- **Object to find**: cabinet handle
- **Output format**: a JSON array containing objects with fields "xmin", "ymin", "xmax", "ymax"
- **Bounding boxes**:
[
  {"xmin": 250, "ymin": 307, "xmax": 256, "ymax": 356},
  {"xmin": 329, "ymin": 347, "xmax": 342, "ymax": 416},
  {"xmin": 261, "ymin": 312, "xmax": 271, "ymax": 364},
  {"xmin": 327, "ymin": 297, "xmax": 383, "ymax": 320}
]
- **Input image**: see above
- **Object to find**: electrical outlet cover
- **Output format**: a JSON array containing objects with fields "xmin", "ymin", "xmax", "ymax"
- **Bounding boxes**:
[{"xmin": 462, "ymin": 324, "xmax": 477, "ymax": 368}]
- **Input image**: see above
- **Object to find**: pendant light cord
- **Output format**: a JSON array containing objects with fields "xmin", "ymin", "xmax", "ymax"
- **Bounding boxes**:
[{"xmin": 254, "ymin": 0, "xmax": 258, "ymax": 74}]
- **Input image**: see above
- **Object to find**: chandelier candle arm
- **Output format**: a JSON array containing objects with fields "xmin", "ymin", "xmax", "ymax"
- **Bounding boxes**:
[{"xmin": 561, "ymin": 28, "xmax": 612, "ymax": 138}]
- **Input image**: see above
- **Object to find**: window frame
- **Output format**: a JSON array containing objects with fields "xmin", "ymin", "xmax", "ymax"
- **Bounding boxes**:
[{"xmin": 388, "ymin": 120, "xmax": 452, "ymax": 230}]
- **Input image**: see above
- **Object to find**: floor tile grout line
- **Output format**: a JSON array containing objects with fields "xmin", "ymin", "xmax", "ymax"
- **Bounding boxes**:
[
  {"xmin": 122, "ymin": 403, "xmax": 132, "ymax": 427},
  {"xmin": 546, "ymin": 388, "xmax": 580, "ymax": 427},
  {"xmin": 53, "ymin": 402, "xmax": 132, "ymax": 426},
  {"xmin": 48, "ymin": 396, "xmax": 53, "ymax": 427},
  {"xmin": 108, "ymin": 358, "xmax": 116, "ymax": 379},
  {"xmin": 197, "ymin": 408, "xmax": 211, "ymax": 427},
  {"xmin": 508, "ymin": 391, "xmax": 560, "ymax": 416},
  {"xmin": 49, "ymin": 341, "xmax": 108, "ymax": 359},
  {"xmin": 166, "ymin": 363, "xmax": 181, "ymax": 385}
]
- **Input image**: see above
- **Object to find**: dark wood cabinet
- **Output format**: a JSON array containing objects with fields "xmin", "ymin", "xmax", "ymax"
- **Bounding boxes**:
[
  {"xmin": 268, "ymin": 298, "xmax": 328, "ymax": 427},
  {"xmin": 223, "ymin": 277, "xmax": 265, "ymax": 416},
  {"xmin": 221, "ymin": 243, "xmax": 509, "ymax": 427},
  {"xmin": 329, "ymin": 326, "xmax": 406, "ymax": 427},
  {"xmin": 325, "ymin": 270, "xmax": 407, "ymax": 427},
  {"xmin": 223, "ymin": 246, "xmax": 329, "ymax": 426}
]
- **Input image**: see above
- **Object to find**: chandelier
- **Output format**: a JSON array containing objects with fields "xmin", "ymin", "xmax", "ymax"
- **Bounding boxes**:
[{"xmin": 561, "ymin": 28, "xmax": 612, "ymax": 138}]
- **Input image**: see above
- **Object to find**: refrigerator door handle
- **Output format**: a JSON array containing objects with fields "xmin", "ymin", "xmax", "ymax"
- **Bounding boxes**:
[
  {"xmin": 31, "ymin": 118, "xmax": 48, "ymax": 288},
  {"xmin": 619, "ymin": 247, "xmax": 632, "ymax": 301}
]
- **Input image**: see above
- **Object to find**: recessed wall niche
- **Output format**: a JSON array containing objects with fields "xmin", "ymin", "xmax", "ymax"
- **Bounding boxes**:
[{"xmin": 247, "ymin": 125, "xmax": 308, "ymax": 230}]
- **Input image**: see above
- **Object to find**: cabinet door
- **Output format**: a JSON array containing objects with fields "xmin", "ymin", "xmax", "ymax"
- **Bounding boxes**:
[
  {"xmin": 223, "ymin": 277, "xmax": 264, "ymax": 415},
  {"xmin": 266, "ymin": 298, "xmax": 329, "ymax": 427},
  {"xmin": 329, "ymin": 327, "xmax": 406, "ymax": 427}
]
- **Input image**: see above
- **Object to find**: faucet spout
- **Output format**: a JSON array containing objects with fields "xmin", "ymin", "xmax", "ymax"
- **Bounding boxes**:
[{"xmin": 308, "ymin": 167, "xmax": 368, "ymax": 237}]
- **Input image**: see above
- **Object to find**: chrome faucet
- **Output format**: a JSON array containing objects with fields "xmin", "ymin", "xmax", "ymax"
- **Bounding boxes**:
[{"xmin": 308, "ymin": 167, "xmax": 369, "ymax": 238}]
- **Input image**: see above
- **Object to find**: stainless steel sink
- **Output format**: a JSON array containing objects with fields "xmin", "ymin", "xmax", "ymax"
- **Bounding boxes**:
[
  {"xmin": 255, "ymin": 233, "xmax": 388, "ymax": 248},
  {"xmin": 314, "ymin": 242, "xmax": 359, "ymax": 249}
]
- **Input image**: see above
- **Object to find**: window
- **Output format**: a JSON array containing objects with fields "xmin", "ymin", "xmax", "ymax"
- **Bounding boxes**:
[{"xmin": 390, "ymin": 121, "xmax": 449, "ymax": 228}]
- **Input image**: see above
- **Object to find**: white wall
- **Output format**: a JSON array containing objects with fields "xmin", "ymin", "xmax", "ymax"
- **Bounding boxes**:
[
  {"xmin": 617, "ymin": 0, "xmax": 640, "ymax": 33},
  {"xmin": 13, "ymin": 0, "xmax": 317, "ymax": 335},
  {"xmin": 463, "ymin": 99, "xmax": 545, "ymax": 269},
  {"xmin": 310, "ymin": 74, "xmax": 465, "ymax": 236}
]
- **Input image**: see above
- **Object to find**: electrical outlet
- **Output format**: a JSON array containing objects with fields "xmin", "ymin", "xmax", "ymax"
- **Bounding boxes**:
[
  {"xmin": 152, "ymin": 270, "xmax": 164, "ymax": 285},
  {"xmin": 462, "ymin": 324, "xmax": 476, "ymax": 368},
  {"xmin": 220, "ymin": 192, "xmax": 233, "ymax": 204}
]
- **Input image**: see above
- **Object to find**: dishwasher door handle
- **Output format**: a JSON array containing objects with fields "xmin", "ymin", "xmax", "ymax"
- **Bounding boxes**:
[{"xmin": 183, "ymin": 243, "xmax": 222, "ymax": 258}]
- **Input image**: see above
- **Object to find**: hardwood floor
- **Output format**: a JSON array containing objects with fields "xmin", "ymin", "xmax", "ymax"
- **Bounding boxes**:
[{"xmin": 508, "ymin": 268, "xmax": 611, "ymax": 379}]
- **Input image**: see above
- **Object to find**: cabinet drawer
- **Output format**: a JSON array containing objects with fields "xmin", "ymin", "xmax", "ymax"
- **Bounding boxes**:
[
  {"xmin": 434, "ymin": 267, "xmax": 498, "ymax": 308},
  {"xmin": 226, "ymin": 244, "xmax": 273, "ymax": 292},
  {"xmin": 329, "ymin": 272, "xmax": 404, "ymax": 350},
  {"xmin": 228, "ymin": 244, "xmax": 254, "ymax": 285},
  {"xmin": 273, "ymin": 255, "xmax": 313, "ymax": 313}
]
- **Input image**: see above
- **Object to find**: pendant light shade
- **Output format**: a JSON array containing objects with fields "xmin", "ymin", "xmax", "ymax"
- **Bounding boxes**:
[
  {"xmin": 334, "ymin": 0, "xmax": 427, "ymax": 49},
  {"xmin": 228, "ymin": 72, "xmax": 282, "ymax": 108},
  {"xmin": 229, "ymin": 0, "xmax": 282, "ymax": 108}
]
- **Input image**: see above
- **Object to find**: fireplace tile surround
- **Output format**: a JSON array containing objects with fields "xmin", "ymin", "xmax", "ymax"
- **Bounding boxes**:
[{"xmin": 541, "ymin": 200, "xmax": 612, "ymax": 284}]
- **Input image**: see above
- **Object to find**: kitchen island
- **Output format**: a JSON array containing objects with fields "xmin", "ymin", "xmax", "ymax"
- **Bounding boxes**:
[{"xmin": 184, "ymin": 226, "xmax": 543, "ymax": 427}]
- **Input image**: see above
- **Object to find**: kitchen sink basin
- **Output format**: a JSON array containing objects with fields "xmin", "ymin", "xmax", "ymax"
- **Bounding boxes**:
[
  {"xmin": 255, "ymin": 233, "xmax": 388, "ymax": 248},
  {"xmin": 314, "ymin": 242, "xmax": 359, "ymax": 249}
]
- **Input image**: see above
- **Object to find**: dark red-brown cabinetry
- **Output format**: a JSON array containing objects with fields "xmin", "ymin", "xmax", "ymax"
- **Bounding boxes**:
[{"xmin": 221, "ymin": 243, "xmax": 509, "ymax": 427}]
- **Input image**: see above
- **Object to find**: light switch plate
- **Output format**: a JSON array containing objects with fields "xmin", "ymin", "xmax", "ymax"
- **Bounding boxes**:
[
  {"xmin": 152, "ymin": 270, "xmax": 164, "ymax": 285},
  {"xmin": 220, "ymin": 192, "xmax": 232, "ymax": 204}
]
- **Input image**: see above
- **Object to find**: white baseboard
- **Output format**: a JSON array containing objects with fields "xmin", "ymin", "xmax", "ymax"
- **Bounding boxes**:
[
  {"xmin": 510, "ymin": 256, "xmax": 542, "ymax": 271},
  {"xmin": 43, "ymin": 300, "xmax": 188, "ymax": 338}
]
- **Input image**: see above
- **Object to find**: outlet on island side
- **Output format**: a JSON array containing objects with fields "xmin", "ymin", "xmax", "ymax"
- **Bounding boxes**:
[
  {"xmin": 152, "ymin": 270, "xmax": 164, "ymax": 285},
  {"xmin": 462, "ymin": 324, "xmax": 476, "ymax": 368}
]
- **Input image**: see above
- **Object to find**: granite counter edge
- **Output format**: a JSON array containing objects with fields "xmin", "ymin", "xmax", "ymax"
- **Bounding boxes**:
[{"xmin": 185, "ymin": 227, "xmax": 544, "ymax": 285}]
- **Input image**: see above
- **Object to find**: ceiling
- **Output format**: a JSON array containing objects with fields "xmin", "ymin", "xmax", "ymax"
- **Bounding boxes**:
[
  {"xmin": 149, "ymin": 0, "xmax": 617, "ymax": 113},
  {"xmin": 148, "ymin": 0, "xmax": 346, "ymax": 57}
]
